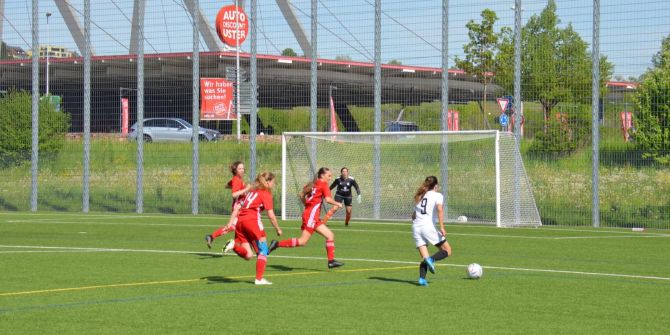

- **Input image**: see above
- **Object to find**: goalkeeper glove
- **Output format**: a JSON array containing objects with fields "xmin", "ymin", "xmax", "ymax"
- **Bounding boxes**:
[{"xmin": 356, "ymin": 194, "xmax": 362, "ymax": 204}]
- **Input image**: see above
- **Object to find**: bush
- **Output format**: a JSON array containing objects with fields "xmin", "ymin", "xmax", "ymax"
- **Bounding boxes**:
[
  {"xmin": 529, "ymin": 104, "xmax": 591, "ymax": 155},
  {"xmin": 0, "ymin": 90, "xmax": 70, "ymax": 167}
]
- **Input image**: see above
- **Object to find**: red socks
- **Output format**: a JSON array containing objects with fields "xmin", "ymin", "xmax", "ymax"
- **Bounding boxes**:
[
  {"xmin": 326, "ymin": 240, "xmax": 335, "ymax": 261},
  {"xmin": 233, "ymin": 244, "xmax": 251, "ymax": 259},
  {"xmin": 322, "ymin": 207, "xmax": 337, "ymax": 225},
  {"xmin": 256, "ymin": 254, "xmax": 267, "ymax": 280},
  {"xmin": 211, "ymin": 225, "xmax": 234, "ymax": 239},
  {"xmin": 278, "ymin": 238, "xmax": 299, "ymax": 248}
]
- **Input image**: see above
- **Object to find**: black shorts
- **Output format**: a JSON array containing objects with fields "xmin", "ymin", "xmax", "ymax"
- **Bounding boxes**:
[{"xmin": 334, "ymin": 194, "xmax": 353, "ymax": 207}]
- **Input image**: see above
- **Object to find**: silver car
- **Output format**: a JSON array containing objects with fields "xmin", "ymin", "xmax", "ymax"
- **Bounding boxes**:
[{"xmin": 127, "ymin": 118, "xmax": 222, "ymax": 143}]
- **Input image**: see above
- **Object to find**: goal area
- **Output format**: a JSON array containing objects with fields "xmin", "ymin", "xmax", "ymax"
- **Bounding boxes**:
[{"xmin": 281, "ymin": 131, "xmax": 541, "ymax": 227}]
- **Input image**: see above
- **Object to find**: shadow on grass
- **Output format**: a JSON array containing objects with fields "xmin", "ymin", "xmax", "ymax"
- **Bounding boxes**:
[
  {"xmin": 267, "ymin": 264, "xmax": 320, "ymax": 272},
  {"xmin": 368, "ymin": 276, "xmax": 421, "ymax": 286},
  {"xmin": 201, "ymin": 276, "xmax": 246, "ymax": 284},
  {"xmin": 0, "ymin": 197, "xmax": 18, "ymax": 211},
  {"xmin": 195, "ymin": 252, "xmax": 223, "ymax": 259}
]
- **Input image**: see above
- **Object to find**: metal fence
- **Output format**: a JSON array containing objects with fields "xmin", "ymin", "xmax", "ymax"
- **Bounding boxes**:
[{"xmin": 0, "ymin": 0, "xmax": 668, "ymax": 228}]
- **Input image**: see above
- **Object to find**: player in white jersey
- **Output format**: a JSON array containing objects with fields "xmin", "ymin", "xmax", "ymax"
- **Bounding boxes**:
[{"xmin": 411, "ymin": 176, "xmax": 452, "ymax": 286}]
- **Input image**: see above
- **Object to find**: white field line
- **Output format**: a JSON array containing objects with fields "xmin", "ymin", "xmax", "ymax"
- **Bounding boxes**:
[
  {"xmin": 553, "ymin": 235, "xmax": 670, "ymax": 240},
  {"xmin": 3, "ymin": 219, "xmax": 668, "ymax": 240},
  {"xmin": 0, "ymin": 250, "xmax": 109, "ymax": 254},
  {"xmin": 1, "ymin": 244, "xmax": 669, "ymax": 282},
  {"xmin": 1, "ymin": 212, "xmax": 664, "ymax": 235}
]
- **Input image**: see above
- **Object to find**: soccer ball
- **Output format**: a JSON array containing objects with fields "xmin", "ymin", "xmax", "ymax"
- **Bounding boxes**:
[
  {"xmin": 457, "ymin": 215, "xmax": 468, "ymax": 222},
  {"xmin": 467, "ymin": 263, "xmax": 483, "ymax": 279}
]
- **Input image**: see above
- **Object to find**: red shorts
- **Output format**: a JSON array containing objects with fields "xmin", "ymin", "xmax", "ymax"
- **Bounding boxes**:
[
  {"xmin": 301, "ymin": 204, "xmax": 323, "ymax": 234},
  {"xmin": 235, "ymin": 217, "xmax": 266, "ymax": 252}
]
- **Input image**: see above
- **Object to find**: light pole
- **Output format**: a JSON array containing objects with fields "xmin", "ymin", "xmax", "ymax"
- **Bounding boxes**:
[{"xmin": 45, "ymin": 11, "xmax": 52, "ymax": 96}]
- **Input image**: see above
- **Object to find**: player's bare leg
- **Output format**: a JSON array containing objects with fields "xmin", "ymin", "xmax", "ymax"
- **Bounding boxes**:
[{"xmin": 345, "ymin": 206, "xmax": 352, "ymax": 226}]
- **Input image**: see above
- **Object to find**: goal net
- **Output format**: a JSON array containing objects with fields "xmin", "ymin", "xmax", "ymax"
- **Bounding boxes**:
[{"xmin": 281, "ymin": 131, "xmax": 541, "ymax": 227}]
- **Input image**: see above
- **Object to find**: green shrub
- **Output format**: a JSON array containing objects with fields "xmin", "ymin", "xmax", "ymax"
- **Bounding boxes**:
[
  {"xmin": 0, "ymin": 90, "xmax": 70, "ymax": 167},
  {"xmin": 529, "ymin": 104, "xmax": 591, "ymax": 155}
]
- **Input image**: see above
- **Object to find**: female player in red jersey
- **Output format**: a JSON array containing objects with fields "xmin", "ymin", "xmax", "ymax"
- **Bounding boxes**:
[
  {"xmin": 269, "ymin": 167, "xmax": 345, "ymax": 269},
  {"xmin": 227, "ymin": 172, "xmax": 282, "ymax": 285},
  {"xmin": 205, "ymin": 161, "xmax": 251, "ymax": 250}
]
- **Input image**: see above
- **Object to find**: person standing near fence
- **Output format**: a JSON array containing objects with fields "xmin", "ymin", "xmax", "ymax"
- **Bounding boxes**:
[
  {"xmin": 323, "ymin": 167, "xmax": 361, "ymax": 226},
  {"xmin": 412, "ymin": 176, "xmax": 452, "ymax": 286},
  {"xmin": 205, "ymin": 161, "xmax": 251, "ymax": 251},
  {"xmin": 226, "ymin": 172, "xmax": 282, "ymax": 285},
  {"xmin": 268, "ymin": 167, "xmax": 345, "ymax": 269}
]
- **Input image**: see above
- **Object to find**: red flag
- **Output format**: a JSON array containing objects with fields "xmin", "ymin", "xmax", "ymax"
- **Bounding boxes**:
[{"xmin": 330, "ymin": 96, "xmax": 339, "ymax": 132}]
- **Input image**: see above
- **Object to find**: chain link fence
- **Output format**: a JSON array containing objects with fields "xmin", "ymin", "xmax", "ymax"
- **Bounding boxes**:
[{"xmin": 0, "ymin": 0, "xmax": 668, "ymax": 228}]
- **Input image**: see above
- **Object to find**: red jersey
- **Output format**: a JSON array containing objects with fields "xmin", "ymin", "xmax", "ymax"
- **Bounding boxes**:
[
  {"xmin": 227, "ymin": 175, "xmax": 246, "ymax": 199},
  {"xmin": 304, "ymin": 179, "xmax": 332, "ymax": 208},
  {"xmin": 237, "ymin": 189, "xmax": 274, "ymax": 223}
]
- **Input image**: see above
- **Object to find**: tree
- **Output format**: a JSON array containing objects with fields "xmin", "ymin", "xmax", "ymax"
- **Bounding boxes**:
[
  {"xmin": 455, "ymin": 9, "xmax": 500, "ymax": 129},
  {"xmin": 633, "ymin": 34, "xmax": 670, "ymax": 164},
  {"xmin": 0, "ymin": 91, "xmax": 70, "ymax": 167},
  {"xmin": 497, "ymin": 0, "xmax": 613, "ymax": 134},
  {"xmin": 335, "ymin": 55, "xmax": 352, "ymax": 61},
  {"xmin": 281, "ymin": 48, "xmax": 297, "ymax": 57},
  {"xmin": 388, "ymin": 59, "xmax": 402, "ymax": 65}
]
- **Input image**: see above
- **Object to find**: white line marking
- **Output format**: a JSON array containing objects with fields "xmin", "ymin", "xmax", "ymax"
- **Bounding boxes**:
[
  {"xmin": 2, "ymin": 212, "xmax": 664, "ymax": 235},
  {"xmin": 1, "ymin": 244, "xmax": 668, "ymax": 281},
  {"xmin": 4, "ymin": 219, "xmax": 667, "ymax": 240},
  {"xmin": 554, "ymin": 235, "xmax": 670, "ymax": 240}
]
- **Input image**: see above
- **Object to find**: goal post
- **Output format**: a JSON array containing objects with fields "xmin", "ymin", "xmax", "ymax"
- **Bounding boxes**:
[{"xmin": 281, "ymin": 131, "xmax": 541, "ymax": 227}]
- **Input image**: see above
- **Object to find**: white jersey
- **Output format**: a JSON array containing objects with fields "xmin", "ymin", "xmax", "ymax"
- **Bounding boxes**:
[{"xmin": 412, "ymin": 190, "xmax": 444, "ymax": 228}]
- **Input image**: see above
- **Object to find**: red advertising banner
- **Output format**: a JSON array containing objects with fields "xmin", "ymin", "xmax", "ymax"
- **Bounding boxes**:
[
  {"xmin": 200, "ymin": 78, "xmax": 235, "ymax": 120},
  {"xmin": 447, "ymin": 110, "xmax": 459, "ymax": 131},
  {"xmin": 215, "ymin": 5, "xmax": 248, "ymax": 47},
  {"xmin": 121, "ymin": 97, "xmax": 129, "ymax": 135}
]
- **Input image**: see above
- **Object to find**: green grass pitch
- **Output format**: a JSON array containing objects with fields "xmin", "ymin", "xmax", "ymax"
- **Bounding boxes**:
[{"xmin": 1, "ymin": 212, "xmax": 669, "ymax": 334}]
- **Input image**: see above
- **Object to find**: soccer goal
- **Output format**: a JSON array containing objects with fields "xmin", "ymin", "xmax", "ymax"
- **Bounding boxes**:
[{"xmin": 281, "ymin": 131, "xmax": 541, "ymax": 227}]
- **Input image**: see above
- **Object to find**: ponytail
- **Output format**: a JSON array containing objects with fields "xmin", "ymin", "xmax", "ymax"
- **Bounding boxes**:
[
  {"xmin": 253, "ymin": 172, "xmax": 275, "ymax": 191},
  {"xmin": 414, "ymin": 176, "xmax": 438, "ymax": 203}
]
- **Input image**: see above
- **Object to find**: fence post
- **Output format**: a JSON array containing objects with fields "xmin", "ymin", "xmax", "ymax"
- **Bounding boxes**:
[
  {"xmin": 373, "ymin": 0, "xmax": 382, "ymax": 219},
  {"xmin": 30, "ymin": 0, "xmax": 39, "ymax": 212},
  {"xmin": 83, "ymin": 0, "xmax": 91, "ymax": 213},
  {"xmin": 135, "ymin": 0, "xmax": 145, "ymax": 214},
  {"xmin": 191, "ymin": 0, "xmax": 200, "ymax": 215},
  {"xmin": 591, "ymin": 0, "xmax": 601, "ymax": 228},
  {"xmin": 440, "ymin": 0, "xmax": 450, "ymax": 220},
  {"xmin": 250, "ymin": 0, "xmax": 258, "ymax": 180}
]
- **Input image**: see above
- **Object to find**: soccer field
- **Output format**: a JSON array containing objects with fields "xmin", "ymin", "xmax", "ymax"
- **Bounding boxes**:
[{"xmin": 1, "ymin": 212, "xmax": 669, "ymax": 334}]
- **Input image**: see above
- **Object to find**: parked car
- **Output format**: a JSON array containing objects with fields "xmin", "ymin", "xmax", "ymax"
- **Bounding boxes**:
[
  {"xmin": 384, "ymin": 121, "xmax": 420, "ymax": 132},
  {"xmin": 127, "ymin": 118, "xmax": 222, "ymax": 142}
]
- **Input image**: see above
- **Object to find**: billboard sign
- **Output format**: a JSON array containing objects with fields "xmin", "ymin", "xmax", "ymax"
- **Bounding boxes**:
[{"xmin": 200, "ymin": 78, "xmax": 235, "ymax": 120}]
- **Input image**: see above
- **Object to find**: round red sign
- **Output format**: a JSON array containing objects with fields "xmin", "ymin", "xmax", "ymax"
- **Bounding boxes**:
[{"xmin": 215, "ymin": 5, "xmax": 248, "ymax": 47}]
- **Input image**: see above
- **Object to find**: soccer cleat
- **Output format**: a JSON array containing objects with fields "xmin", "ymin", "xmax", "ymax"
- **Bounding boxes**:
[
  {"xmin": 254, "ymin": 278, "xmax": 272, "ymax": 285},
  {"xmin": 222, "ymin": 239, "xmax": 235, "ymax": 254},
  {"xmin": 205, "ymin": 234, "xmax": 213, "ymax": 249},
  {"xmin": 424, "ymin": 257, "xmax": 436, "ymax": 274},
  {"xmin": 328, "ymin": 260, "xmax": 344, "ymax": 269},
  {"xmin": 268, "ymin": 240, "xmax": 279, "ymax": 255},
  {"xmin": 418, "ymin": 277, "xmax": 428, "ymax": 286}
]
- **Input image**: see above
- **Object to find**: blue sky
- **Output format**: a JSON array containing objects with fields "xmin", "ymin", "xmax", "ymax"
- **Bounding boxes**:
[{"xmin": 1, "ymin": 0, "xmax": 668, "ymax": 77}]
